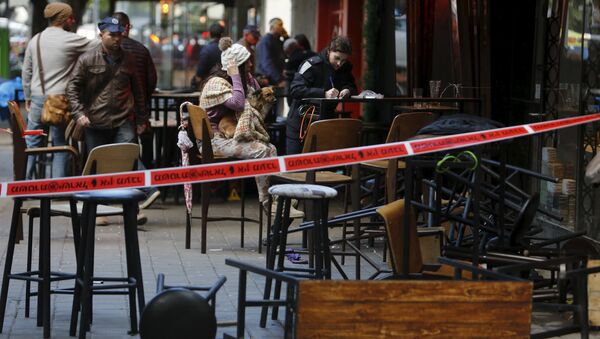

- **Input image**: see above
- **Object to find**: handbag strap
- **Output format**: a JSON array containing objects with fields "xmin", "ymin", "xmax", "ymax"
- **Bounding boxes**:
[{"xmin": 36, "ymin": 32, "xmax": 46, "ymax": 96}]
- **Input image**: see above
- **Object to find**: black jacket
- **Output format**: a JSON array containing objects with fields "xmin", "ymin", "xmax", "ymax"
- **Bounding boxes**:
[{"xmin": 287, "ymin": 49, "xmax": 357, "ymax": 139}]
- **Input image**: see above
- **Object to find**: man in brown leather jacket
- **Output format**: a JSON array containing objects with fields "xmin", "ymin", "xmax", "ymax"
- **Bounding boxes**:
[{"xmin": 66, "ymin": 16, "xmax": 148, "ymax": 153}]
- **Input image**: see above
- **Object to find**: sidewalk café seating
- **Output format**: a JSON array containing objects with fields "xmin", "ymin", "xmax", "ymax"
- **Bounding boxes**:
[
  {"xmin": 139, "ymin": 273, "xmax": 226, "ymax": 339},
  {"xmin": 225, "ymin": 258, "xmax": 533, "ymax": 339},
  {"xmin": 268, "ymin": 118, "xmax": 363, "ymax": 277},
  {"xmin": 0, "ymin": 100, "xmax": 79, "ymax": 338},
  {"xmin": 22, "ymin": 143, "xmax": 140, "ymax": 321},
  {"xmin": 185, "ymin": 102, "xmax": 259, "ymax": 253}
]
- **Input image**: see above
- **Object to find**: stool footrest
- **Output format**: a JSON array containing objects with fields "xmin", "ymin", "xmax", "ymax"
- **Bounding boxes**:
[
  {"xmin": 76, "ymin": 277, "xmax": 137, "ymax": 291},
  {"xmin": 9, "ymin": 271, "xmax": 75, "ymax": 283}
]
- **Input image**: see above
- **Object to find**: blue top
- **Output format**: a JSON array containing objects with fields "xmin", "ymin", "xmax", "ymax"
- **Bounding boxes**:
[
  {"xmin": 256, "ymin": 33, "xmax": 284, "ymax": 84},
  {"xmin": 196, "ymin": 39, "xmax": 221, "ymax": 79}
]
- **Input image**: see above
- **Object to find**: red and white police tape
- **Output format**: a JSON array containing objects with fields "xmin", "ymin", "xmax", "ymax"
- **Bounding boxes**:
[{"xmin": 3, "ymin": 113, "xmax": 600, "ymax": 198}]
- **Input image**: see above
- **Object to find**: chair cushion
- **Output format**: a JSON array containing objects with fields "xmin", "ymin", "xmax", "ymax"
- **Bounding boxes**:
[
  {"xmin": 275, "ymin": 171, "xmax": 352, "ymax": 184},
  {"xmin": 74, "ymin": 189, "xmax": 146, "ymax": 203},
  {"xmin": 268, "ymin": 184, "xmax": 337, "ymax": 199}
]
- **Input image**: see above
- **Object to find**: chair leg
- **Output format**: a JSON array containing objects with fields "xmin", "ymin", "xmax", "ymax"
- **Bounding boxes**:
[
  {"xmin": 70, "ymin": 202, "xmax": 90, "ymax": 336},
  {"xmin": 40, "ymin": 198, "xmax": 51, "ymax": 338},
  {"xmin": 351, "ymin": 172, "xmax": 361, "ymax": 280},
  {"xmin": 271, "ymin": 199, "xmax": 292, "ymax": 322},
  {"xmin": 0, "ymin": 199, "xmax": 24, "ymax": 333},
  {"xmin": 260, "ymin": 196, "xmax": 284, "ymax": 328},
  {"xmin": 185, "ymin": 210, "xmax": 191, "ymax": 250},
  {"xmin": 25, "ymin": 212, "xmax": 35, "ymax": 318},
  {"xmin": 69, "ymin": 199, "xmax": 81, "ymax": 264},
  {"xmin": 201, "ymin": 183, "xmax": 210, "ymax": 254},
  {"xmin": 78, "ymin": 203, "xmax": 97, "ymax": 338},
  {"xmin": 123, "ymin": 202, "xmax": 143, "ymax": 334},
  {"xmin": 341, "ymin": 184, "xmax": 349, "ymax": 265},
  {"xmin": 258, "ymin": 201, "xmax": 264, "ymax": 254},
  {"xmin": 240, "ymin": 179, "xmax": 246, "ymax": 248}
]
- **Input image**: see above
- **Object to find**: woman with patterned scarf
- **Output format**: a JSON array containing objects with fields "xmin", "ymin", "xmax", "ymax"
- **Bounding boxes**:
[{"xmin": 199, "ymin": 37, "xmax": 276, "ymax": 207}]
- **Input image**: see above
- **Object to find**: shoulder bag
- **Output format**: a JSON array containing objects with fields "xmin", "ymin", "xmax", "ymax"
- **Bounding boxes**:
[{"xmin": 37, "ymin": 32, "xmax": 71, "ymax": 126}]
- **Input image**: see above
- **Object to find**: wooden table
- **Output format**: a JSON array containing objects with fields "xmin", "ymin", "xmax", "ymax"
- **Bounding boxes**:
[
  {"xmin": 394, "ymin": 104, "xmax": 460, "ymax": 113},
  {"xmin": 302, "ymin": 96, "xmax": 481, "ymax": 119}
]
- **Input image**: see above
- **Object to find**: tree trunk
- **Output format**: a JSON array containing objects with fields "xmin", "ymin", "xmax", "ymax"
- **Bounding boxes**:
[
  {"xmin": 30, "ymin": 0, "xmax": 89, "ymax": 37},
  {"xmin": 30, "ymin": 0, "xmax": 49, "ymax": 37}
]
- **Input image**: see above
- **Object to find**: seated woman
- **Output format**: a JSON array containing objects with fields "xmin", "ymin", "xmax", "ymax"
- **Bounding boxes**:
[{"xmin": 198, "ymin": 37, "xmax": 278, "ymax": 209}]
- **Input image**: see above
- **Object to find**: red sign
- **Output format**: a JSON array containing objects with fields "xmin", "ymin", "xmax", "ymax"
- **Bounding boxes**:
[{"xmin": 7, "ymin": 173, "xmax": 145, "ymax": 197}]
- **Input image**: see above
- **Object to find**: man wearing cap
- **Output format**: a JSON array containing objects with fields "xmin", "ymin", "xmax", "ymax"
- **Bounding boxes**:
[
  {"xmin": 21, "ymin": 2, "xmax": 99, "ymax": 179},
  {"xmin": 66, "ymin": 17, "xmax": 147, "ymax": 157},
  {"xmin": 237, "ymin": 25, "xmax": 260, "ymax": 74}
]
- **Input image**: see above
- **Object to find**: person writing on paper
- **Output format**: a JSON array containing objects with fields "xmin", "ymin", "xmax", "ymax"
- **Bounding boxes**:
[{"xmin": 286, "ymin": 36, "xmax": 357, "ymax": 155}]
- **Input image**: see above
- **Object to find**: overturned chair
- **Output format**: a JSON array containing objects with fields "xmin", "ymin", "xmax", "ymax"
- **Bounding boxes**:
[{"xmin": 139, "ymin": 273, "xmax": 227, "ymax": 339}]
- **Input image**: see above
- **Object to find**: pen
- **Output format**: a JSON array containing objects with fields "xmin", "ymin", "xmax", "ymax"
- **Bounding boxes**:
[{"xmin": 329, "ymin": 76, "xmax": 339, "ymax": 98}]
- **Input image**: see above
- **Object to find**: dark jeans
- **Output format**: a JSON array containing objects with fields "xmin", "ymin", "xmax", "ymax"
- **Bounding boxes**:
[
  {"xmin": 286, "ymin": 136, "xmax": 303, "ymax": 155},
  {"xmin": 84, "ymin": 121, "xmax": 157, "ymax": 197},
  {"xmin": 84, "ymin": 120, "xmax": 137, "ymax": 152}
]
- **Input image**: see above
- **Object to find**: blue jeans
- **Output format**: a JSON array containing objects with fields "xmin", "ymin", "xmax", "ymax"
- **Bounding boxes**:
[{"xmin": 26, "ymin": 95, "xmax": 69, "ymax": 179}]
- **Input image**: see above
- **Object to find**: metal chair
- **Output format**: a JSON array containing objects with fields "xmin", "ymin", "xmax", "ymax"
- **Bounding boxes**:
[{"xmin": 139, "ymin": 273, "xmax": 226, "ymax": 339}]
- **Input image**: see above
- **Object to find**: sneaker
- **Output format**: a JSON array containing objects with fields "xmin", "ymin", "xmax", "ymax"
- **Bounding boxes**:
[
  {"xmin": 137, "ymin": 213, "xmax": 148, "ymax": 226},
  {"xmin": 270, "ymin": 199, "xmax": 304, "ymax": 219},
  {"xmin": 139, "ymin": 191, "xmax": 161, "ymax": 210},
  {"xmin": 96, "ymin": 216, "xmax": 110, "ymax": 226}
]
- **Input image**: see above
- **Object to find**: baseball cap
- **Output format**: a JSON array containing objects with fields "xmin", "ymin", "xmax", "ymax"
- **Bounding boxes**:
[
  {"xmin": 243, "ymin": 25, "xmax": 261, "ymax": 39},
  {"xmin": 98, "ymin": 16, "xmax": 125, "ymax": 33}
]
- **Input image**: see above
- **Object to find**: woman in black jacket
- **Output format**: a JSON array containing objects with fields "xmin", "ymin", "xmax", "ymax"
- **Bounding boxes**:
[{"xmin": 286, "ymin": 36, "xmax": 357, "ymax": 155}]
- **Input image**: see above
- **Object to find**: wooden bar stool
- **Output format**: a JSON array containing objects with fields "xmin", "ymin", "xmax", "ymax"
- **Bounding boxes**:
[{"xmin": 69, "ymin": 189, "xmax": 146, "ymax": 338}]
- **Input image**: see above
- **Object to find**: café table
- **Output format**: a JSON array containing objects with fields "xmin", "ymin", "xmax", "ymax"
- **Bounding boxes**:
[
  {"xmin": 150, "ymin": 91, "xmax": 200, "ymax": 169},
  {"xmin": 150, "ymin": 91, "xmax": 200, "ymax": 202},
  {"xmin": 302, "ymin": 96, "xmax": 482, "ymax": 119}
]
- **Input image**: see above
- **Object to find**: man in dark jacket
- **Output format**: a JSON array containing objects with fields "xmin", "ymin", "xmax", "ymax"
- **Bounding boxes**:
[
  {"xmin": 287, "ymin": 36, "xmax": 357, "ymax": 154},
  {"xmin": 192, "ymin": 22, "xmax": 224, "ymax": 87},
  {"xmin": 67, "ymin": 17, "xmax": 147, "ymax": 152},
  {"xmin": 113, "ymin": 11, "xmax": 160, "ymax": 209},
  {"xmin": 67, "ymin": 17, "xmax": 149, "ymax": 225},
  {"xmin": 256, "ymin": 18, "xmax": 287, "ymax": 87}
]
